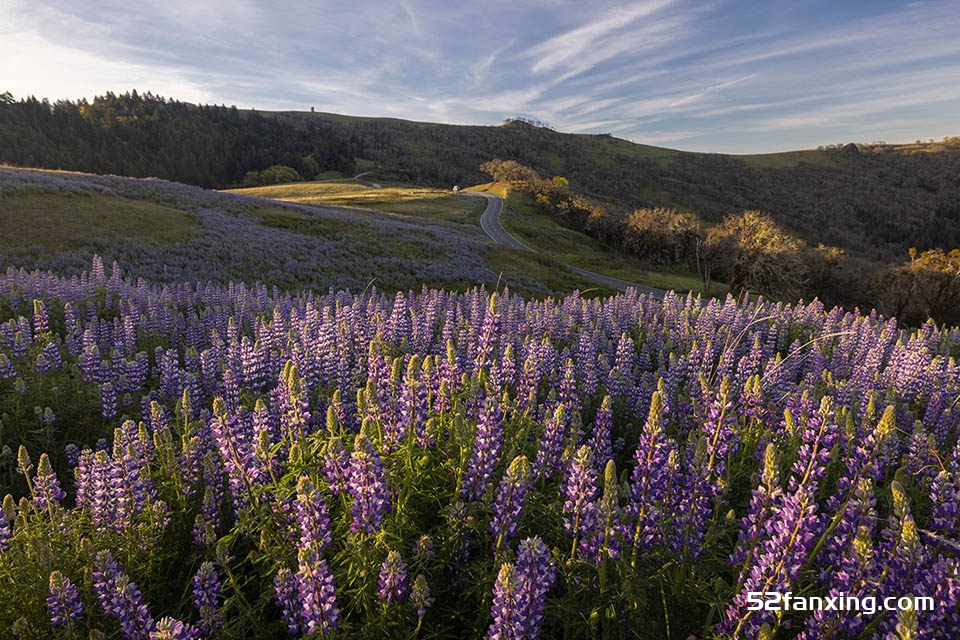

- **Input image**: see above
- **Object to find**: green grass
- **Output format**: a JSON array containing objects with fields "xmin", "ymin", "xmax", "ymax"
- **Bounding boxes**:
[
  {"xmin": 234, "ymin": 178, "xmax": 722, "ymax": 297},
  {"xmin": 736, "ymin": 149, "xmax": 847, "ymax": 169},
  {"xmin": 253, "ymin": 206, "xmax": 369, "ymax": 236},
  {"xmin": 483, "ymin": 183, "xmax": 724, "ymax": 297},
  {"xmin": 228, "ymin": 181, "xmax": 485, "ymax": 223},
  {"xmin": 353, "ymin": 158, "xmax": 378, "ymax": 172},
  {"xmin": 582, "ymin": 135, "xmax": 684, "ymax": 167},
  {"xmin": 0, "ymin": 192, "xmax": 199, "ymax": 251},
  {"xmin": 482, "ymin": 246, "xmax": 619, "ymax": 298}
]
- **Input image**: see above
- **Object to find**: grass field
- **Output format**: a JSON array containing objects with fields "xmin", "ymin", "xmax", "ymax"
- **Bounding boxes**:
[
  {"xmin": 231, "ymin": 181, "xmax": 615, "ymax": 296},
  {"xmin": 229, "ymin": 181, "xmax": 485, "ymax": 223},
  {"xmin": 230, "ymin": 178, "xmax": 717, "ymax": 297},
  {"xmin": 481, "ymin": 183, "xmax": 724, "ymax": 297},
  {"xmin": 0, "ymin": 192, "xmax": 199, "ymax": 251}
]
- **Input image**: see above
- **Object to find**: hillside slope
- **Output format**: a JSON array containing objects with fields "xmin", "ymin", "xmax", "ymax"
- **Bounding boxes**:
[
  {"xmin": 287, "ymin": 113, "xmax": 960, "ymax": 262},
  {"xmin": 3, "ymin": 92, "xmax": 959, "ymax": 266}
]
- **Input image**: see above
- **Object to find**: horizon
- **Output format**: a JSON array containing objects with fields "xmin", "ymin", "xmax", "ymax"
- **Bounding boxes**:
[{"xmin": 2, "ymin": 0, "xmax": 959, "ymax": 154}]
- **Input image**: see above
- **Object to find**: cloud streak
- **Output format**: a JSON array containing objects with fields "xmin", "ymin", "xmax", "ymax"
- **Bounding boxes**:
[{"xmin": 1, "ymin": 0, "xmax": 957, "ymax": 152}]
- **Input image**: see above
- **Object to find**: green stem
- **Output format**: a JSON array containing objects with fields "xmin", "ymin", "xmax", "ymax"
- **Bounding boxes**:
[{"xmin": 661, "ymin": 582, "xmax": 671, "ymax": 640}]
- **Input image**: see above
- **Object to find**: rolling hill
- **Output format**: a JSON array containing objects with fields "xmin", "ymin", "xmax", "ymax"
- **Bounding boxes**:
[{"xmin": 3, "ymin": 92, "xmax": 958, "ymax": 269}]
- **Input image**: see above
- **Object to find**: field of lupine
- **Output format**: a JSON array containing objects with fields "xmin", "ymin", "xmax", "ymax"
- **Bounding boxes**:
[{"xmin": 1, "ymin": 254, "xmax": 960, "ymax": 639}]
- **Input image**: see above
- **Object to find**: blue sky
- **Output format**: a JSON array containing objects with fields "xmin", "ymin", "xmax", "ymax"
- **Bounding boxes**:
[{"xmin": 2, "ymin": 0, "xmax": 958, "ymax": 153}]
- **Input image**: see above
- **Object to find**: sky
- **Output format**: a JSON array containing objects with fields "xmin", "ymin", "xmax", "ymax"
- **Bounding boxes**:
[{"xmin": 1, "ymin": 0, "xmax": 958, "ymax": 153}]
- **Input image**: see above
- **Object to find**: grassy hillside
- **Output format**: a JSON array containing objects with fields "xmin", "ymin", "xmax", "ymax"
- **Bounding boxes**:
[
  {"xmin": 0, "ymin": 167, "xmax": 615, "ymax": 297},
  {"xmin": 229, "ymin": 179, "xmax": 720, "ymax": 296},
  {"xmin": 5, "ymin": 91, "xmax": 959, "ymax": 274},
  {"xmin": 277, "ymin": 113, "xmax": 960, "ymax": 264},
  {"xmin": 231, "ymin": 180, "xmax": 485, "ymax": 224},
  {"xmin": 481, "ymin": 182, "xmax": 718, "ymax": 296}
]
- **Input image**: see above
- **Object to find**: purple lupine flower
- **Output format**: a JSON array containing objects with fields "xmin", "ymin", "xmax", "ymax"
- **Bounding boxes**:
[
  {"xmin": 110, "ymin": 434, "xmax": 160, "ymax": 533},
  {"xmin": 378, "ymin": 550, "xmax": 409, "ymax": 604},
  {"xmin": 346, "ymin": 437, "xmax": 389, "ymax": 535},
  {"xmin": 273, "ymin": 568, "xmax": 301, "ymax": 635},
  {"xmin": 874, "ymin": 481, "xmax": 926, "ymax": 635},
  {"xmin": 533, "ymin": 404, "xmax": 568, "ymax": 481},
  {"xmin": 729, "ymin": 442, "xmax": 782, "ymax": 569},
  {"xmin": 32, "ymin": 299, "xmax": 50, "ymax": 336},
  {"xmin": 411, "ymin": 574, "xmax": 433, "ymax": 619},
  {"xmin": 296, "ymin": 546, "xmax": 340, "ymax": 635},
  {"xmin": 34, "ymin": 350, "xmax": 51, "ymax": 373},
  {"xmin": 42, "ymin": 340, "xmax": 61, "ymax": 370},
  {"xmin": 487, "ymin": 562, "xmax": 523, "ymax": 640},
  {"xmin": 92, "ymin": 550, "xmax": 156, "ymax": 640},
  {"xmin": 562, "ymin": 445, "xmax": 600, "ymax": 561},
  {"xmin": 47, "ymin": 571, "xmax": 84, "ymax": 627},
  {"xmin": 278, "ymin": 361, "xmax": 312, "ymax": 441},
  {"xmin": 252, "ymin": 398, "xmax": 278, "ymax": 475},
  {"xmin": 412, "ymin": 535, "xmax": 435, "ymax": 563},
  {"xmin": 627, "ymin": 389, "xmax": 677, "ymax": 551},
  {"xmin": 295, "ymin": 476, "xmax": 332, "ymax": 552},
  {"xmin": 700, "ymin": 377, "xmax": 737, "ymax": 485},
  {"xmin": 598, "ymin": 459, "xmax": 622, "ymax": 562},
  {"xmin": 786, "ymin": 395, "xmax": 839, "ymax": 493},
  {"xmin": 930, "ymin": 469, "xmax": 960, "ymax": 537},
  {"xmin": 209, "ymin": 398, "xmax": 261, "ymax": 511},
  {"xmin": 797, "ymin": 484, "xmax": 877, "ymax": 639},
  {"xmin": 516, "ymin": 536, "xmax": 556, "ymax": 639},
  {"xmin": 721, "ymin": 485, "xmax": 819, "ymax": 636},
  {"xmin": 75, "ymin": 449, "xmax": 111, "ymax": 531},
  {"xmin": 0, "ymin": 353, "xmax": 16, "ymax": 380},
  {"xmin": 588, "ymin": 396, "xmax": 614, "ymax": 468},
  {"xmin": 193, "ymin": 486, "xmax": 220, "ymax": 547},
  {"xmin": 12, "ymin": 331, "xmax": 27, "ymax": 359},
  {"xmin": 490, "ymin": 455, "xmax": 532, "ymax": 553},
  {"xmin": 64, "ymin": 443, "xmax": 80, "ymax": 467},
  {"xmin": 32, "ymin": 453, "xmax": 65, "ymax": 510},
  {"xmin": 150, "ymin": 617, "xmax": 201, "ymax": 640},
  {"xmin": 191, "ymin": 562, "xmax": 223, "ymax": 635},
  {"xmin": 462, "ymin": 395, "xmax": 504, "ymax": 500},
  {"xmin": 607, "ymin": 332, "xmax": 636, "ymax": 401},
  {"xmin": 558, "ymin": 358, "xmax": 580, "ymax": 414},
  {"xmin": 447, "ymin": 500, "xmax": 472, "ymax": 587},
  {"xmin": 101, "ymin": 381, "xmax": 118, "ymax": 419},
  {"xmin": 0, "ymin": 505, "xmax": 11, "ymax": 551},
  {"xmin": 321, "ymin": 437, "xmax": 349, "ymax": 496}
]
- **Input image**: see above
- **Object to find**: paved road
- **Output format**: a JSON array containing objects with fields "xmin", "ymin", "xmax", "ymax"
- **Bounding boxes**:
[
  {"xmin": 472, "ymin": 191, "xmax": 536, "ymax": 252},
  {"xmin": 464, "ymin": 191, "xmax": 666, "ymax": 299}
]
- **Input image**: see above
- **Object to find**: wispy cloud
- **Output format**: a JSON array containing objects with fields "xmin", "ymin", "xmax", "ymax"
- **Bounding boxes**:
[
  {"xmin": 1, "ymin": 0, "xmax": 957, "ymax": 152},
  {"xmin": 519, "ymin": 0, "xmax": 679, "ymax": 76}
]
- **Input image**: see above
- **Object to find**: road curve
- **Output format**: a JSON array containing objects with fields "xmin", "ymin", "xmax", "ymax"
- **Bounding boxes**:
[
  {"xmin": 464, "ymin": 190, "xmax": 666, "ymax": 299},
  {"xmin": 472, "ymin": 191, "xmax": 536, "ymax": 252}
]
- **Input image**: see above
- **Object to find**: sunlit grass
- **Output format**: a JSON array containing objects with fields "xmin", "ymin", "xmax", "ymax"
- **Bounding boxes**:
[
  {"xmin": 231, "ymin": 179, "xmax": 723, "ymax": 297},
  {"xmin": 228, "ymin": 181, "xmax": 485, "ymax": 223}
]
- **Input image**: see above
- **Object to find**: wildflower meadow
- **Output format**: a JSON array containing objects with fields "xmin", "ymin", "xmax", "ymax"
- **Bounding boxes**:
[{"xmin": 1, "ymin": 254, "xmax": 959, "ymax": 639}]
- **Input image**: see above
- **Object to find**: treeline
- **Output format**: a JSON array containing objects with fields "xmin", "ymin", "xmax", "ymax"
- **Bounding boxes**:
[
  {"xmin": 0, "ymin": 91, "xmax": 354, "ymax": 188},
  {"xmin": 481, "ymin": 159, "xmax": 960, "ymax": 327}
]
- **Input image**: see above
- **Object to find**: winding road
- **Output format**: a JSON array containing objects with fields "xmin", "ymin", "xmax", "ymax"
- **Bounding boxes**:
[{"xmin": 466, "ymin": 191, "xmax": 666, "ymax": 299}]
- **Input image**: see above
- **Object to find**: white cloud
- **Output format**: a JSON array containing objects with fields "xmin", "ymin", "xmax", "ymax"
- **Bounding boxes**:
[
  {"xmin": 517, "ymin": 0, "xmax": 680, "ymax": 75},
  {"xmin": 0, "ymin": 32, "xmax": 211, "ymax": 103}
]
